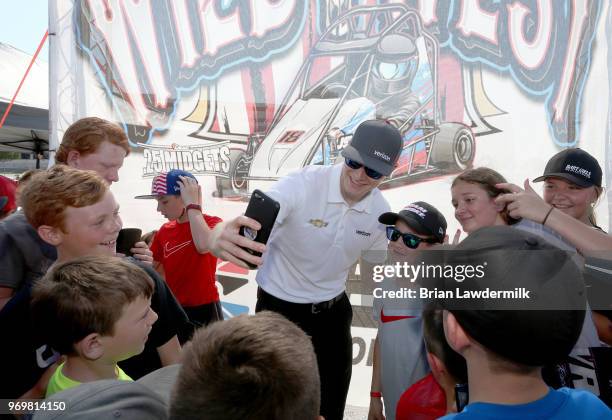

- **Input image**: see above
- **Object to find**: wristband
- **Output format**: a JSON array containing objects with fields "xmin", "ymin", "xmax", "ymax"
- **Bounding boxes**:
[
  {"xmin": 370, "ymin": 391, "xmax": 382, "ymax": 398},
  {"xmin": 542, "ymin": 206, "xmax": 554, "ymax": 225},
  {"xmin": 185, "ymin": 204, "xmax": 202, "ymax": 212}
]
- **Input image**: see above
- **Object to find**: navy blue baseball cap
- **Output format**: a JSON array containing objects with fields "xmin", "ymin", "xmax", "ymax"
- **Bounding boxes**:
[{"xmin": 135, "ymin": 169, "xmax": 197, "ymax": 199}]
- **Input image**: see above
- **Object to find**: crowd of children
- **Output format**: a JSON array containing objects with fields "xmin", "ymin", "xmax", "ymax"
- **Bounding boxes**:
[{"xmin": 0, "ymin": 117, "xmax": 610, "ymax": 419}]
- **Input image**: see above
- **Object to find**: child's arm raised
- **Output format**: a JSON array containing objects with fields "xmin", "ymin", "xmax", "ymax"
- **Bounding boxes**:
[{"xmin": 178, "ymin": 176, "xmax": 213, "ymax": 254}]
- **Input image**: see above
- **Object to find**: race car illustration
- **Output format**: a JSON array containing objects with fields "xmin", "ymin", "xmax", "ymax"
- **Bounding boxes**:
[{"xmin": 216, "ymin": 4, "xmax": 475, "ymax": 196}]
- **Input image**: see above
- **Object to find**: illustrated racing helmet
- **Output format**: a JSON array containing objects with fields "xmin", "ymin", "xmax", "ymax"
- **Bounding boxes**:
[{"xmin": 371, "ymin": 33, "xmax": 419, "ymax": 95}]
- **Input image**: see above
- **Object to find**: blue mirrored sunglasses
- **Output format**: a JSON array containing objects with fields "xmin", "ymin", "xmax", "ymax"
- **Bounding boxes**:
[
  {"xmin": 386, "ymin": 226, "xmax": 438, "ymax": 249},
  {"xmin": 344, "ymin": 158, "xmax": 383, "ymax": 179}
]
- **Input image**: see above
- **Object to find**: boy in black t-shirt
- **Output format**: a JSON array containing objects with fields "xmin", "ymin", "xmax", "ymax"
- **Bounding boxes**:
[{"xmin": 1, "ymin": 166, "xmax": 187, "ymax": 399}]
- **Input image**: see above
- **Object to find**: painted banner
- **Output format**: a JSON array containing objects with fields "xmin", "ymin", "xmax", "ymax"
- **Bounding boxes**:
[{"xmin": 50, "ymin": 0, "xmax": 612, "ymax": 407}]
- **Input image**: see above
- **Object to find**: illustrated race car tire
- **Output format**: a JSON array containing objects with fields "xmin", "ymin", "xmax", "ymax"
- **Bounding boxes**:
[
  {"xmin": 230, "ymin": 150, "xmax": 250, "ymax": 193},
  {"xmin": 429, "ymin": 122, "xmax": 475, "ymax": 171},
  {"xmin": 215, "ymin": 149, "xmax": 249, "ymax": 197}
]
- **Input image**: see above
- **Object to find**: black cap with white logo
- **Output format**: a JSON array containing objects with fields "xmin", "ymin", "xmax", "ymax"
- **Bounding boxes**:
[
  {"xmin": 378, "ymin": 201, "xmax": 447, "ymax": 243},
  {"xmin": 341, "ymin": 119, "xmax": 402, "ymax": 176},
  {"xmin": 533, "ymin": 148, "xmax": 602, "ymax": 188}
]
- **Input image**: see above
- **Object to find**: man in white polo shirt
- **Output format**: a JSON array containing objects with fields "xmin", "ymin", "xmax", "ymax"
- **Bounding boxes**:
[{"xmin": 210, "ymin": 119, "xmax": 403, "ymax": 420}]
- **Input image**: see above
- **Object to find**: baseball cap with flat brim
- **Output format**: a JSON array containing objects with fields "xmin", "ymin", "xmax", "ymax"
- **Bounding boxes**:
[
  {"xmin": 533, "ymin": 148, "xmax": 602, "ymax": 188},
  {"xmin": 379, "ymin": 201, "xmax": 447, "ymax": 243},
  {"xmin": 341, "ymin": 119, "xmax": 403, "ymax": 176},
  {"xmin": 135, "ymin": 169, "xmax": 197, "ymax": 199}
]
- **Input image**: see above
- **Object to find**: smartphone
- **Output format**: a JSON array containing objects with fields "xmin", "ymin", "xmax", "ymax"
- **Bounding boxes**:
[
  {"xmin": 116, "ymin": 228, "xmax": 143, "ymax": 257},
  {"xmin": 455, "ymin": 383, "xmax": 469, "ymax": 412},
  {"xmin": 239, "ymin": 189, "xmax": 280, "ymax": 269}
]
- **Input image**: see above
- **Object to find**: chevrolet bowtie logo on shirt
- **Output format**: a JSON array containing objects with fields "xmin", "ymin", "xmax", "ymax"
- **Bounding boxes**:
[{"xmin": 309, "ymin": 219, "xmax": 329, "ymax": 228}]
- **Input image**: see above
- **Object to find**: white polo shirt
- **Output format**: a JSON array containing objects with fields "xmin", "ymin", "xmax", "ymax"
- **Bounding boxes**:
[{"xmin": 256, "ymin": 163, "xmax": 389, "ymax": 303}]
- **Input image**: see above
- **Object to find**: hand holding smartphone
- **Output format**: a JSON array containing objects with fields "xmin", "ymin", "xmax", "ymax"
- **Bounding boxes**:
[
  {"xmin": 116, "ymin": 228, "xmax": 143, "ymax": 257},
  {"xmin": 239, "ymin": 190, "xmax": 280, "ymax": 269}
]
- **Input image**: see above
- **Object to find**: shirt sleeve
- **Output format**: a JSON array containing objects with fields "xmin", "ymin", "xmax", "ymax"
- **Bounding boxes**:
[
  {"xmin": 204, "ymin": 215, "xmax": 223, "ymax": 229},
  {"xmin": 135, "ymin": 262, "xmax": 188, "ymax": 348}
]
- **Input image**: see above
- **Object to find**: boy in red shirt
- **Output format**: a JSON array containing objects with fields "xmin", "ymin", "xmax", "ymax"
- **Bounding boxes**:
[{"xmin": 137, "ymin": 169, "xmax": 222, "ymax": 340}]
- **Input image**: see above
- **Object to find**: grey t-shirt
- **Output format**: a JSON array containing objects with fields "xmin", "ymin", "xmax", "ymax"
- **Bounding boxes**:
[
  {"xmin": 0, "ymin": 210, "xmax": 57, "ymax": 290},
  {"xmin": 514, "ymin": 219, "xmax": 600, "ymax": 345},
  {"xmin": 513, "ymin": 218, "xmax": 574, "ymax": 250},
  {"xmin": 372, "ymin": 275, "xmax": 429, "ymax": 420}
]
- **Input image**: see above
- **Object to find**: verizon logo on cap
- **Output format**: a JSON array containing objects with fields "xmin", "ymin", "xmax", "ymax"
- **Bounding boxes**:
[
  {"xmin": 374, "ymin": 150, "xmax": 391, "ymax": 162},
  {"xmin": 565, "ymin": 164, "xmax": 591, "ymax": 179}
]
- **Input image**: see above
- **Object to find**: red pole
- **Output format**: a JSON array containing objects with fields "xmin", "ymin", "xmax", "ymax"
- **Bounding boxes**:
[{"xmin": 0, "ymin": 30, "xmax": 49, "ymax": 129}]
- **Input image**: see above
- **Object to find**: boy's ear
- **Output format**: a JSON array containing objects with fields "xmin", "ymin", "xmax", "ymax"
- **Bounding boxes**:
[
  {"xmin": 494, "ymin": 199, "xmax": 506, "ymax": 213},
  {"xmin": 427, "ymin": 352, "xmax": 443, "ymax": 375},
  {"xmin": 37, "ymin": 225, "xmax": 64, "ymax": 247},
  {"xmin": 75, "ymin": 333, "xmax": 105, "ymax": 361},
  {"xmin": 66, "ymin": 150, "xmax": 81, "ymax": 168},
  {"xmin": 427, "ymin": 352, "xmax": 447, "ymax": 387},
  {"xmin": 443, "ymin": 310, "xmax": 470, "ymax": 354}
]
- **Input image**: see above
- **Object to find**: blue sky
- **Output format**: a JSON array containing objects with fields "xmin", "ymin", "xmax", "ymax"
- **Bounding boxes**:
[{"xmin": 0, "ymin": 0, "xmax": 48, "ymax": 60}]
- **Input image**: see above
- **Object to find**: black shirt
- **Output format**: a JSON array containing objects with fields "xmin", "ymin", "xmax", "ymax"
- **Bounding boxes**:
[
  {"xmin": 0, "ymin": 249, "xmax": 188, "ymax": 397},
  {"xmin": 119, "ymin": 261, "xmax": 189, "ymax": 379}
]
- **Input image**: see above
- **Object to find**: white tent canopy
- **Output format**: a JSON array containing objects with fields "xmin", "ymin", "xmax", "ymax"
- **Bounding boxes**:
[{"xmin": 0, "ymin": 42, "xmax": 48, "ymax": 154}]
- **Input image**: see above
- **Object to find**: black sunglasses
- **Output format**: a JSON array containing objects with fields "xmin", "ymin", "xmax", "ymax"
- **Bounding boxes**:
[
  {"xmin": 344, "ymin": 158, "xmax": 384, "ymax": 180},
  {"xmin": 386, "ymin": 226, "xmax": 438, "ymax": 249}
]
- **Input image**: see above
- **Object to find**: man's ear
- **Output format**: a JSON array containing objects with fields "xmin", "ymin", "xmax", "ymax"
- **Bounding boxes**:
[
  {"xmin": 37, "ymin": 225, "xmax": 64, "ymax": 247},
  {"xmin": 66, "ymin": 150, "xmax": 81, "ymax": 168},
  {"xmin": 443, "ymin": 310, "xmax": 470, "ymax": 354},
  {"xmin": 75, "ymin": 333, "xmax": 104, "ymax": 361}
]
